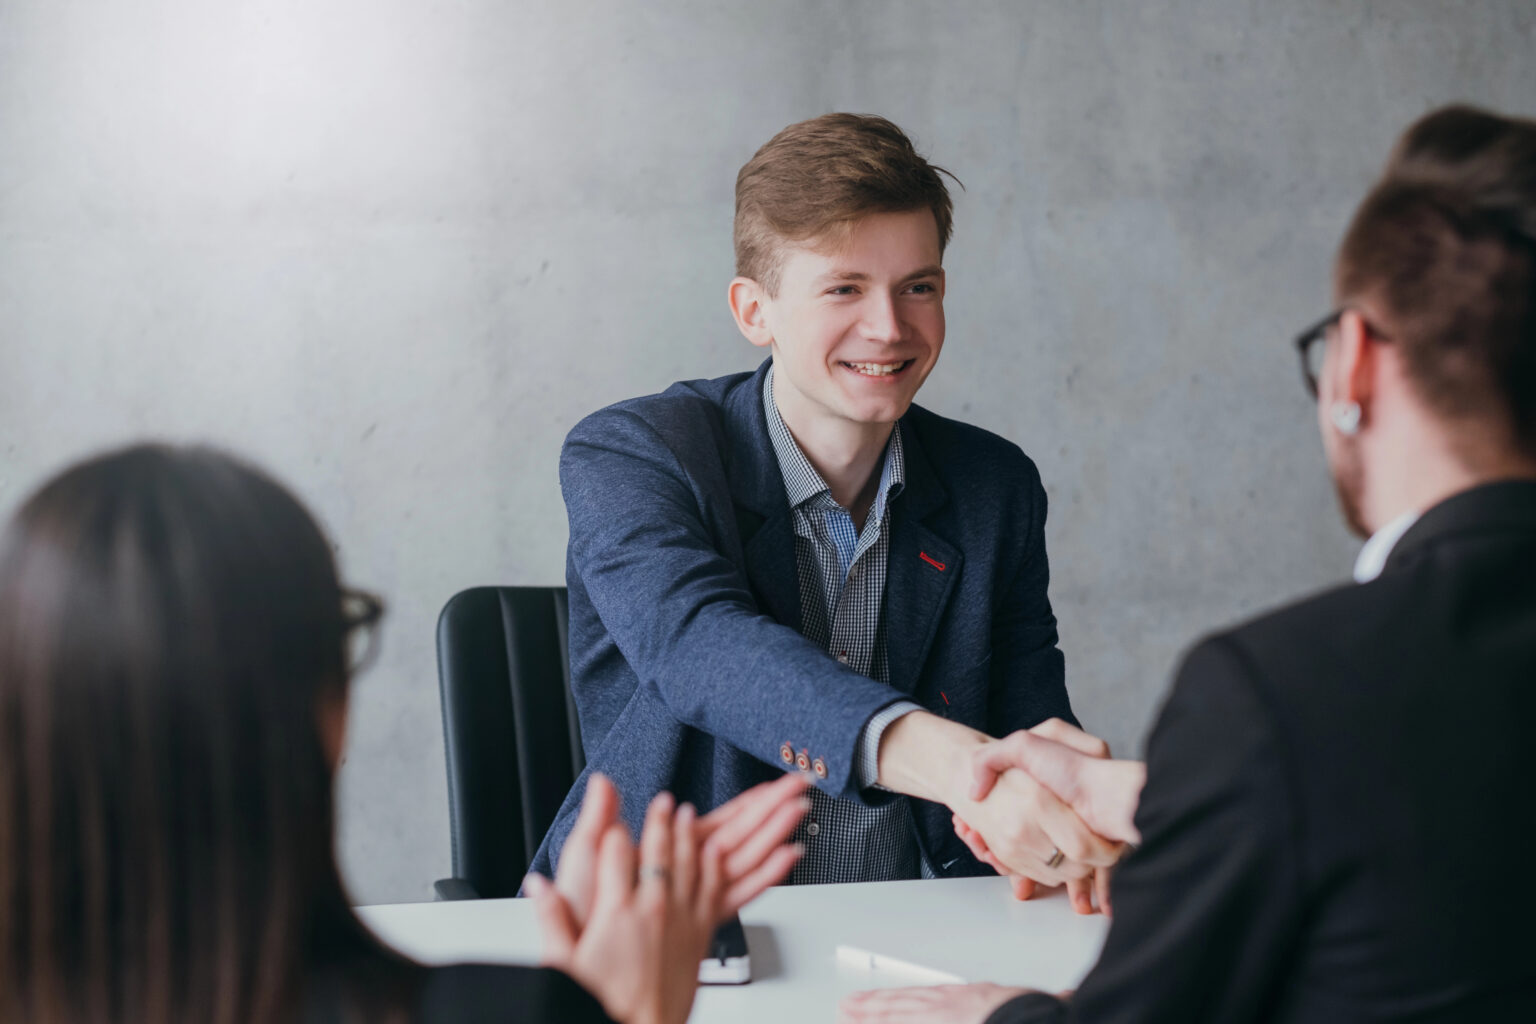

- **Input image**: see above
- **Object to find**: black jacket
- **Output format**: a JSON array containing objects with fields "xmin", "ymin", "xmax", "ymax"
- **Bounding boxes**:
[
  {"xmin": 305, "ymin": 963, "xmax": 612, "ymax": 1024},
  {"xmin": 992, "ymin": 480, "xmax": 1536, "ymax": 1023},
  {"xmin": 411, "ymin": 965, "xmax": 612, "ymax": 1023}
]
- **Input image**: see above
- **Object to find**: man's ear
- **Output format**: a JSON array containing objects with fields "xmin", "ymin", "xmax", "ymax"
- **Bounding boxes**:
[
  {"xmin": 728, "ymin": 277, "xmax": 775, "ymax": 349},
  {"xmin": 1333, "ymin": 308, "xmax": 1377, "ymax": 409}
]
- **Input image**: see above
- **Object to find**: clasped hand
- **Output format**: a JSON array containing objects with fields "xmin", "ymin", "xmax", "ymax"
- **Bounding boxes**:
[{"xmin": 950, "ymin": 719, "xmax": 1138, "ymax": 915}]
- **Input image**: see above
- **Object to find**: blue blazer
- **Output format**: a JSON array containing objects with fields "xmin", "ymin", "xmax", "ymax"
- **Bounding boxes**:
[{"xmin": 528, "ymin": 359, "xmax": 1074, "ymax": 879}]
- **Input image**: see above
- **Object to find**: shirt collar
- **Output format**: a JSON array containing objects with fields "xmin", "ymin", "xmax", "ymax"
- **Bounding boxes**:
[
  {"xmin": 1353, "ymin": 508, "xmax": 1422, "ymax": 583},
  {"xmin": 763, "ymin": 365, "xmax": 905, "ymax": 514}
]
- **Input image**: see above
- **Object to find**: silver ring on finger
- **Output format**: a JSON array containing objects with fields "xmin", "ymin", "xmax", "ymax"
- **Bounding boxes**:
[
  {"xmin": 1045, "ymin": 846, "xmax": 1066, "ymax": 870},
  {"xmin": 639, "ymin": 865, "xmax": 671, "ymax": 882}
]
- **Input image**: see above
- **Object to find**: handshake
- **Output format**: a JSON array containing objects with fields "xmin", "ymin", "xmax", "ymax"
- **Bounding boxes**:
[{"xmin": 884, "ymin": 716, "xmax": 1147, "ymax": 917}]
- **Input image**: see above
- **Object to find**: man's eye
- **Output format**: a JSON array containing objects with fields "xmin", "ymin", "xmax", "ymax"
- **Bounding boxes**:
[
  {"xmin": 827, "ymin": 286, "xmax": 857, "ymax": 296},
  {"xmin": 907, "ymin": 283, "xmax": 936, "ymax": 294}
]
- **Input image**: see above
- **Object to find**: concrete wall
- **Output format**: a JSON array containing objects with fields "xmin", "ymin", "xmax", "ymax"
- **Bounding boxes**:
[{"xmin": 2, "ymin": 0, "xmax": 1532, "ymax": 903}]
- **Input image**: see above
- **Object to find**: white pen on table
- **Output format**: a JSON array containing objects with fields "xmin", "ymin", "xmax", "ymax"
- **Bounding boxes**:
[{"xmin": 834, "ymin": 944, "xmax": 967, "ymax": 985}]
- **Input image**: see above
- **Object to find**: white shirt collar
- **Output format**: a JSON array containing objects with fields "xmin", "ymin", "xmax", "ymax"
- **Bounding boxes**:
[{"xmin": 1353, "ymin": 508, "xmax": 1422, "ymax": 583}]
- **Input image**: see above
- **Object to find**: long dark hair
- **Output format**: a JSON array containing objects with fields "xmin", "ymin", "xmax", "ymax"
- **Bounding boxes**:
[{"xmin": 0, "ymin": 444, "xmax": 418, "ymax": 1023}]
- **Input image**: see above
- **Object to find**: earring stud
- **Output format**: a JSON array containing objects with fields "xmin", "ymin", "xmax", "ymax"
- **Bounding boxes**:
[{"xmin": 1331, "ymin": 401, "xmax": 1362, "ymax": 436}]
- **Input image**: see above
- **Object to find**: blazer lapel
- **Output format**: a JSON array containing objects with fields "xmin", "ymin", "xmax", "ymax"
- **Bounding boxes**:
[
  {"xmin": 885, "ymin": 418, "xmax": 962, "ymax": 696},
  {"xmin": 726, "ymin": 359, "xmax": 802, "ymax": 631}
]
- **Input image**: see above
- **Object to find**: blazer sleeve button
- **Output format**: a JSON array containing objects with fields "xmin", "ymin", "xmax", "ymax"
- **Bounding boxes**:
[
  {"xmin": 812, "ymin": 757, "xmax": 827, "ymax": 779},
  {"xmin": 780, "ymin": 743, "xmax": 795, "ymax": 765},
  {"xmin": 795, "ymin": 750, "xmax": 811, "ymax": 772}
]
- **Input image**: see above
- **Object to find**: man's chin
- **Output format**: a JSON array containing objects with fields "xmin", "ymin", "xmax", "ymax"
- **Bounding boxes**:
[
  {"xmin": 839, "ymin": 401, "xmax": 912, "ymax": 427},
  {"xmin": 832, "ymin": 386, "xmax": 920, "ymax": 424}
]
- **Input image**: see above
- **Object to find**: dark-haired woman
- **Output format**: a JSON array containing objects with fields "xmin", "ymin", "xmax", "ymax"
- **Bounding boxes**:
[{"xmin": 0, "ymin": 443, "xmax": 806, "ymax": 1024}]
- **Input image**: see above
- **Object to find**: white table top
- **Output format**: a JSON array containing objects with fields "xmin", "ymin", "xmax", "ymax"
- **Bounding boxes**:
[{"xmin": 359, "ymin": 877, "xmax": 1108, "ymax": 1023}]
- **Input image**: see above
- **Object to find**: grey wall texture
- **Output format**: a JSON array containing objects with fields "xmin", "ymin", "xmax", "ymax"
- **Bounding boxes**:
[{"xmin": 2, "ymin": 0, "xmax": 1533, "ymax": 904}]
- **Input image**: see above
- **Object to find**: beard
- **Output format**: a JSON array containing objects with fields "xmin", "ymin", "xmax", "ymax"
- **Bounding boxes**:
[{"xmin": 1328, "ymin": 439, "xmax": 1371, "ymax": 538}]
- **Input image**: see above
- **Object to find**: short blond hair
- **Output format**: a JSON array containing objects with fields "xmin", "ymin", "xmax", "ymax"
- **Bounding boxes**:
[{"xmin": 734, "ymin": 113, "xmax": 956, "ymax": 294}]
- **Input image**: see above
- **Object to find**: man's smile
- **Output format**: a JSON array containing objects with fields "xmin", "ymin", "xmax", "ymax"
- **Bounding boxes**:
[{"xmin": 840, "ymin": 359, "xmax": 914, "ymax": 378}]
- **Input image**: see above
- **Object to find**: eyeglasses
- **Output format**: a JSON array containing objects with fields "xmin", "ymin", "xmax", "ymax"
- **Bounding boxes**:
[
  {"xmin": 341, "ymin": 588, "xmax": 385, "ymax": 675},
  {"xmin": 1292, "ymin": 308, "xmax": 1391, "ymax": 399},
  {"xmin": 1294, "ymin": 310, "xmax": 1343, "ymax": 399}
]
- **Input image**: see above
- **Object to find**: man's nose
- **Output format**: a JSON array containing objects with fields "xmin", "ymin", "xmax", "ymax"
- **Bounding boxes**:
[{"xmin": 861, "ymin": 292, "xmax": 903, "ymax": 342}]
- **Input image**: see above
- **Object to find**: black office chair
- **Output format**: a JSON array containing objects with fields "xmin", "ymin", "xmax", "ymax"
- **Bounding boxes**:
[{"xmin": 433, "ymin": 586, "xmax": 584, "ymax": 900}]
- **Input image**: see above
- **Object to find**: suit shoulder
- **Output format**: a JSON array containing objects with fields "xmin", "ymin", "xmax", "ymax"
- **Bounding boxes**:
[
  {"xmin": 1171, "ymin": 580, "xmax": 1382, "ymax": 718},
  {"xmin": 564, "ymin": 370, "xmax": 754, "ymax": 453}
]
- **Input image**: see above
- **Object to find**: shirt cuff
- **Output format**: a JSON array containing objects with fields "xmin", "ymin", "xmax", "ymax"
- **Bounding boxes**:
[{"xmin": 854, "ymin": 700, "xmax": 925, "ymax": 790}]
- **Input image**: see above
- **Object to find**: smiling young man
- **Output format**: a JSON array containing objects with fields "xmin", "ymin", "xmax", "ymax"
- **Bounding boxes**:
[{"xmin": 528, "ymin": 115, "xmax": 1114, "ymax": 892}]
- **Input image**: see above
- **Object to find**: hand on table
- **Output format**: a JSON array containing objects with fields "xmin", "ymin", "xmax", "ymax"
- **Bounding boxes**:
[{"xmin": 838, "ymin": 982, "xmax": 1028, "ymax": 1024}]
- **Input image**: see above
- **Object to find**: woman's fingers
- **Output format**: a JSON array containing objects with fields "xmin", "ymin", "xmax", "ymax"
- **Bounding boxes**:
[
  {"xmin": 672, "ymin": 801, "xmax": 699, "ymax": 903},
  {"xmin": 555, "ymin": 772, "xmax": 621, "ymax": 922},
  {"xmin": 720, "ymin": 842, "xmax": 803, "ymax": 914},
  {"xmin": 697, "ymin": 833, "xmax": 728, "ymax": 926},
  {"xmin": 636, "ymin": 791, "xmax": 676, "ymax": 909},
  {"xmin": 525, "ymin": 873, "xmax": 579, "ymax": 965},
  {"xmin": 696, "ymin": 773, "xmax": 809, "ymax": 846},
  {"xmin": 715, "ymin": 792, "xmax": 809, "ymax": 881},
  {"xmin": 592, "ymin": 823, "xmax": 638, "ymax": 916}
]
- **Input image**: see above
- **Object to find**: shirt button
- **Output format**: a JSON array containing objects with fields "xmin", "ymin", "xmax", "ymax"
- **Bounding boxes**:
[
  {"xmin": 806, "ymin": 821, "xmax": 821, "ymax": 837},
  {"xmin": 837, "ymin": 652, "xmax": 849, "ymax": 664}
]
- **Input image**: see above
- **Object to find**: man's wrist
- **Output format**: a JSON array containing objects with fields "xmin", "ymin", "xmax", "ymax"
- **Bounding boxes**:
[
  {"xmin": 875, "ymin": 710, "xmax": 989, "ymax": 805},
  {"xmin": 855, "ymin": 701, "xmax": 924, "ymax": 790}
]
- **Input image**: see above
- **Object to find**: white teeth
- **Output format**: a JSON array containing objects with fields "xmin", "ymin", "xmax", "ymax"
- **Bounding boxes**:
[{"xmin": 844, "ymin": 360, "xmax": 909, "ymax": 376}]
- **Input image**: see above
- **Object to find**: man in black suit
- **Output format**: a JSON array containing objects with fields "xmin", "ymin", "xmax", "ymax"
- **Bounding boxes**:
[{"xmin": 841, "ymin": 104, "xmax": 1536, "ymax": 1023}]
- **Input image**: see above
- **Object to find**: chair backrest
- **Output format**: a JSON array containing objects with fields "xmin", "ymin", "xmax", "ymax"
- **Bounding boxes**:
[{"xmin": 435, "ymin": 586, "xmax": 584, "ymax": 897}]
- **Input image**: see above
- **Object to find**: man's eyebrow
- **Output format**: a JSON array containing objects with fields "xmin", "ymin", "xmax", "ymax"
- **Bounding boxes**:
[{"xmin": 813, "ymin": 266, "xmax": 944, "ymax": 284}]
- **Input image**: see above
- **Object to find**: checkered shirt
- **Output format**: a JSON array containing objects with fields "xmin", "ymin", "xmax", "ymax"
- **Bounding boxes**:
[{"xmin": 763, "ymin": 368, "xmax": 928, "ymax": 884}]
